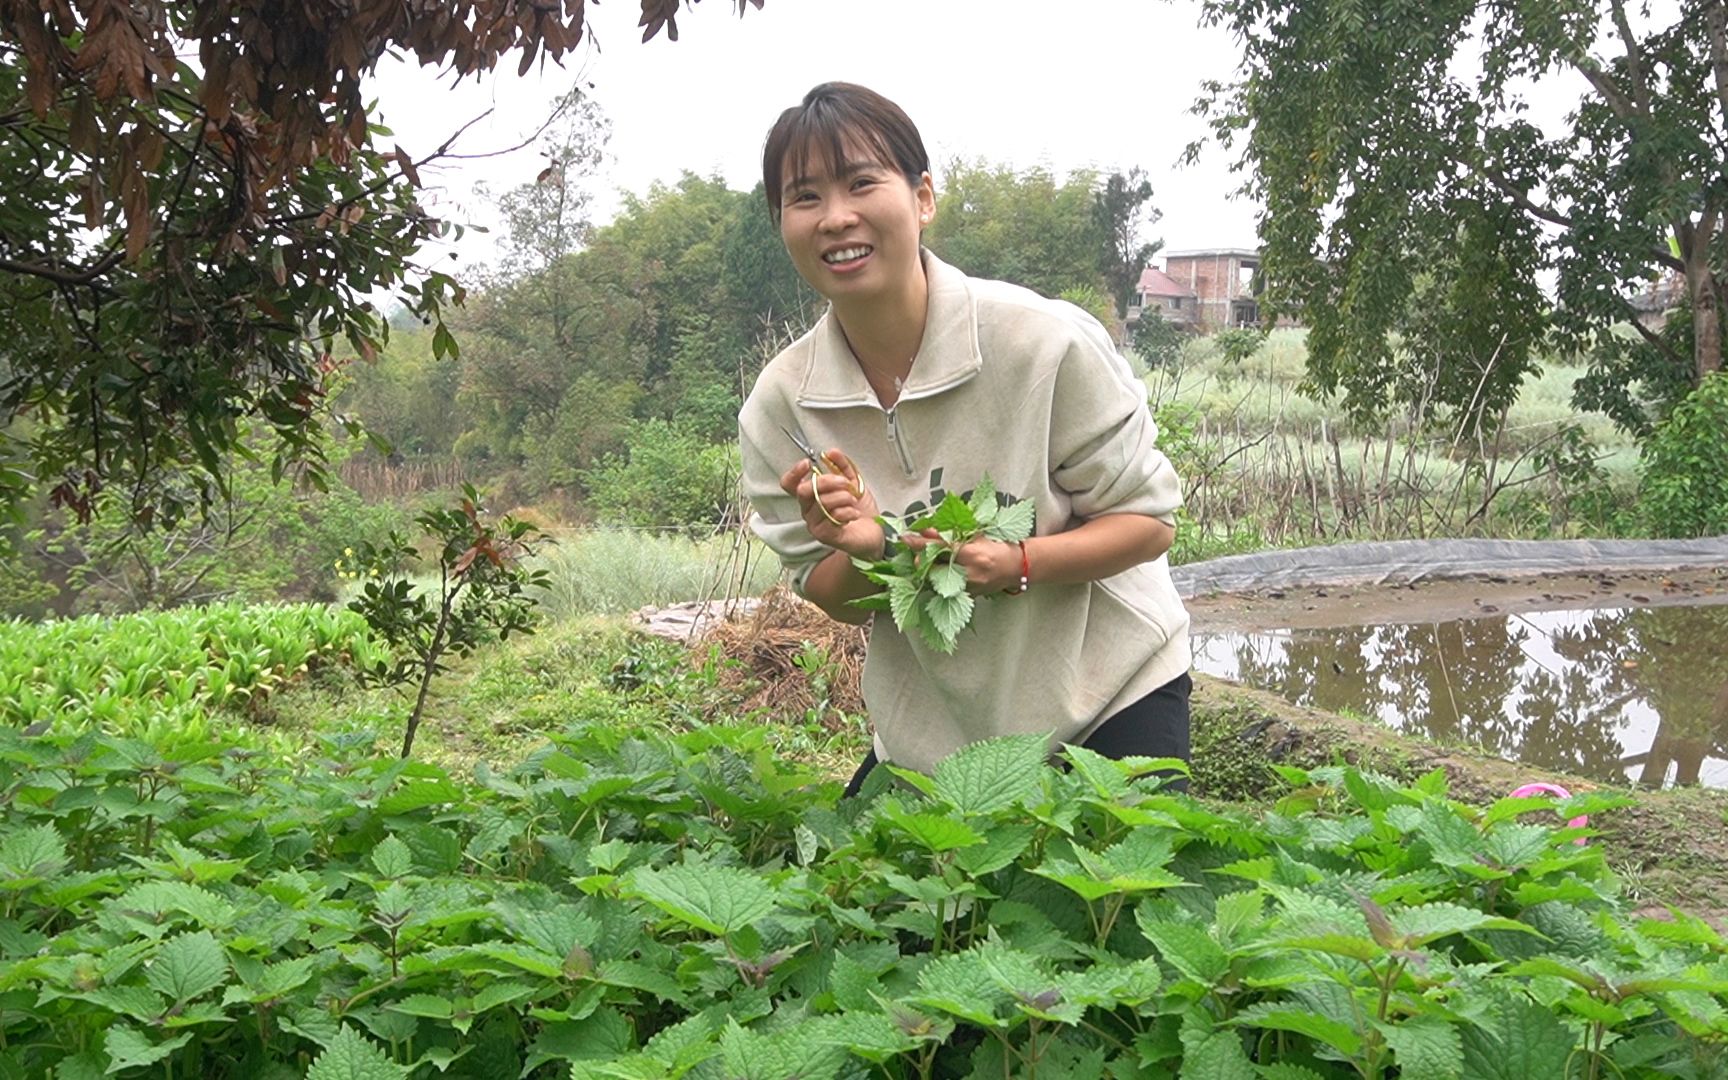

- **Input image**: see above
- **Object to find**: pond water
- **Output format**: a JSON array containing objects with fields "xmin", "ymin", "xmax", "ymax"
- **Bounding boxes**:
[{"xmin": 1192, "ymin": 603, "xmax": 1728, "ymax": 789}]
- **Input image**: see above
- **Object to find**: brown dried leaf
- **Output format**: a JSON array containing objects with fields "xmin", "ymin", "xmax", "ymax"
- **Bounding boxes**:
[
  {"xmin": 393, "ymin": 144, "xmax": 421, "ymax": 187},
  {"xmin": 69, "ymin": 93, "xmax": 98, "ymax": 154},
  {"xmin": 452, "ymin": 545, "xmax": 481, "ymax": 575},
  {"xmin": 83, "ymin": 171, "xmax": 104, "ymax": 230},
  {"xmin": 202, "ymin": 51, "xmax": 232, "ymax": 123},
  {"xmin": 138, "ymin": 129, "xmax": 165, "ymax": 172}
]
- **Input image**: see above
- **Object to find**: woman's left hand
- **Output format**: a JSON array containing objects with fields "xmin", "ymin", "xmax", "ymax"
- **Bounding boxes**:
[{"xmin": 898, "ymin": 529, "xmax": 1023, "ymax": 594}]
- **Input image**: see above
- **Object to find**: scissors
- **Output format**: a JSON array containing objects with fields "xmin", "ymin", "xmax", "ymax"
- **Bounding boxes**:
[{"xmin": 781, "ymin": 424, "xmax": 865, "ymax": 526}]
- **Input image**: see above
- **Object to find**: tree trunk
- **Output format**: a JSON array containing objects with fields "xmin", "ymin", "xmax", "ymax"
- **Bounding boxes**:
[
  {"xmin": 1685, "ymin": 213, "xmax": 1724, "ymax": 384},
  {"xmin": 1692, "ymin": 270, "xmax": 1724, "ymax": 384}
]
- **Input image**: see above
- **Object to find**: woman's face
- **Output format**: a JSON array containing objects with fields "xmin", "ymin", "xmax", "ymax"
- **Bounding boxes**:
[{"xmin": 778, "ymin": 135, "xmax": 935, "ymax": 306}]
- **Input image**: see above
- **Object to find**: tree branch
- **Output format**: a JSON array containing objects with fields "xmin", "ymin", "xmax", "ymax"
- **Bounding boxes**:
[
  {"xmin": 0, "ymin": 250, "xmax": 123, "ymax": 287},
  {"xmin": 1473, "ymin": 160, "xmax": 1573, "ymax": 229},
  {"xmin": 1623, "ymin": 298, "xmax": 1684, "ymax": 367},
  {"xmin": 1570, "ymin": 53, "xmax": 1639, "ymax": 120},
  {"xmin": 1707, "ymin": 0, "xmax": 1728, "ymax": 141},
  {"xmin": 1608, "ymin": 0, "xmax": 1654, "ymax": 116}
]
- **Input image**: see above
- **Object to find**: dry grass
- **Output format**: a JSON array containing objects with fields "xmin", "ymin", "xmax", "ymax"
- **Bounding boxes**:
[{"xmin": 704, "ymin": 586, "xmax": 867, "ymax": 728}]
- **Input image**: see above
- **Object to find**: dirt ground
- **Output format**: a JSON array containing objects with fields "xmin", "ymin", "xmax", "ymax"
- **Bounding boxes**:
[{"xmin": 1185, "ymin": 563, "xmax": 1728, "ymax": 633}]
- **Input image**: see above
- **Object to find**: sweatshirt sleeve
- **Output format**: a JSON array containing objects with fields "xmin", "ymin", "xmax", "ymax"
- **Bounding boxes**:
[
  {"xmin": 739, "ymin": 408, "xmax": 830, "ymax": 597},
  {"xmin": 1046, "ymin": 311, "xmax": 1184, "ymax": 525}
]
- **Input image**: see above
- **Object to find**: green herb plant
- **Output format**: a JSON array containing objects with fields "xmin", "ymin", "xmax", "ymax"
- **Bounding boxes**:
[{"xmin": 849, "ymin": 476, "xmax": 1034, "ymax": 653}]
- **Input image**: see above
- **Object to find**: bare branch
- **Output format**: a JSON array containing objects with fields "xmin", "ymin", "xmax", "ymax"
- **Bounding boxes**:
[
  {"xmin": 1707, "ymin": 0, "xmax": 1728, "ymax": 141},
  {"xmin": 1473, "ymin": 161, "xmax": 1574, "ymax": 229},
  {"xmin": 1570, "ymin": 53, "xmax": 1639, "ymax": 120},
  {"xmin": 0, "ymin": 250, "xmax": 123, "ymax": 286},
  {"xmin": 1609, "ymin": 0, "xmax": 1654, "ymax": 115}
]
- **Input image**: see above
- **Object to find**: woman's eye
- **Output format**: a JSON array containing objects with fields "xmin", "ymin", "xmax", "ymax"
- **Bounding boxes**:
[{"xmin": 852, "ymin": 177, "xmax": 877, "ymax": 190}]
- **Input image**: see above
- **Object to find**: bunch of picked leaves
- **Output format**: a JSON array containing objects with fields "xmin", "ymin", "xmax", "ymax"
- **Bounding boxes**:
[{"xmin": 850, "ymin": 475, "xmax": 1034, "ymax": 653}]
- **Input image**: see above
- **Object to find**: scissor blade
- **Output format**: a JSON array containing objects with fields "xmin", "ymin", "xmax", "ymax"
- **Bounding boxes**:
[{"xmin": 780, "ymin": 424, "xmax": 821, "ymax": 465}]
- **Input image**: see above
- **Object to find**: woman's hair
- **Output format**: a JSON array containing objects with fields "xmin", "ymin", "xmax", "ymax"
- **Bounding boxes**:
[{"xmin": 761, "ymin": 82, "xmax": 930, "ymax": 223}]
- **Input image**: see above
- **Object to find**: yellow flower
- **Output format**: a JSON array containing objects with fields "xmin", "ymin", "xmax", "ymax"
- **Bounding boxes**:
[{"xmin": 344, "ymin": 547, "xmax": 354, "ymax": 557}]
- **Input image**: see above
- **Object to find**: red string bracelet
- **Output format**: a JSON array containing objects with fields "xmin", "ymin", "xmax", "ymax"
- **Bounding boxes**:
[{"xmin": 1004, "ymin": 540, "xmax": 1030, "ymax": 596}]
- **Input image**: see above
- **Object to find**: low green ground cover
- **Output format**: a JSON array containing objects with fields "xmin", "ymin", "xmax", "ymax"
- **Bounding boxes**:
[
  {"xmin": 0, "ymin": 604, "xmax": 379, "ymax": 742},
  {"xmin": 3, "ymin": 606, "xmax": 1728, "ymax": 1078}
]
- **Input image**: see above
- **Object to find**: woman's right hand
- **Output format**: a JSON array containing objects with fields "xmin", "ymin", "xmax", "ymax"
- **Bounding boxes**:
[{"xmin": 780, "ymin": 448, "xmax": 884, "ymax": 560}]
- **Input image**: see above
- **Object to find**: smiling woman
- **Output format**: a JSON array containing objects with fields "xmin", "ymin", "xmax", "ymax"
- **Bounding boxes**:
[{"xmin": 738, "ymin": 82, "xmax": 1196, "ymax": 796}]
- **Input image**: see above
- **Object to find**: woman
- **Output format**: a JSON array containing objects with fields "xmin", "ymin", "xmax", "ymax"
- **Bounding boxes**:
[{"xmin": 738, "ymin": 82, "xmax": 1192, "ymax": 796}]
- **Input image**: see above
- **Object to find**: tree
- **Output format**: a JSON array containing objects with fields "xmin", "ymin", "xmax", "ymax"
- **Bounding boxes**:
[
  {"xmin": 924, "ymin": 159, "xmax": 1108, "ymax": 300},
  {"xmin": 0, "ymin": 0, "xmax": 761, "ymax": 531},
  {"xmin": 1196, "ymin": 0, "xmax": 1725, "ymax": 434},
  {"xmin": 1093, "ymin": 168, "xmax": 1163, "ymax": 320}
]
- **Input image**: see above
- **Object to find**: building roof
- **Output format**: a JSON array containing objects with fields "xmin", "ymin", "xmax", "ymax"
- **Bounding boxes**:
[
  {"xmin": 1163, "ymin": 247, "xmax": 1261, "ymax": 260},
  {"xmin": 1136, "ymin": 266, "xmax": 1195, "ymax": 299}
]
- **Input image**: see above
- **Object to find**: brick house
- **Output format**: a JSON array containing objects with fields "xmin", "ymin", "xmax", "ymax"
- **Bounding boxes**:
[
  {"xmin": 1126, "ymin": 266, "xmax": 1199, "ymax": 329},
  {"xmin": 1160, "ymin": 248, "xmax": 1262, "ymax": 330}
]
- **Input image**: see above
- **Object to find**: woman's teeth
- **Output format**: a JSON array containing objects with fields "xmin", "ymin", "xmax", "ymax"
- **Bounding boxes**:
[{"xmin": 824, "ymin": 246, "xmax": 872, "ymax": 264}]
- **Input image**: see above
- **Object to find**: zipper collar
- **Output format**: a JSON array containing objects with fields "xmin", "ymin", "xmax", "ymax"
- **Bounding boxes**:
[{"xmin": 795, "ymin": 249, "xmax": 984, "ymax": 410}]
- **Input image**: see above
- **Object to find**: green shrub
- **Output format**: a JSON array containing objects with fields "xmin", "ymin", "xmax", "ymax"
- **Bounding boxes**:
[
  {"xmin": 583, "ymin": 419, "xmax": 738, "ymax": 533},
  {"xmin": 1640, "ymin": 372, "xmax": 1728, "ymax": 538}
]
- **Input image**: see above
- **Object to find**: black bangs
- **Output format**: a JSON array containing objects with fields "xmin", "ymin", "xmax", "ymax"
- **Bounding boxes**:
[{"xmin": 762, "ymin": 83, "xmax": 931, "ymax": 222}]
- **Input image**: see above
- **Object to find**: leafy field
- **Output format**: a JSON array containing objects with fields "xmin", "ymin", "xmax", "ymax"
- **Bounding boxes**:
[
  {"xmin": 2, "ymin": 604, "xmax": 1727, "ymax": 1078},
  {"xmin": 0, "ymin": 604, "xmax": 379, "ymax": 741}
]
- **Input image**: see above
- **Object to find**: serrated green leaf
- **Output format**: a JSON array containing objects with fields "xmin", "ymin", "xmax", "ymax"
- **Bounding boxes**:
[
  {"xmin": 1180, "ymin": 1027, "xmax": 1256, "ymax": 1080},
  {"xmin": 827, "ymin": 950, "xmax": 887, "ymax": 1012},
  {"xmin": 144, "ymin": 930, "xmax": 227, "ymax": 1004},
  {"xmin": 967, "ymin": 476, "xmax": 998, "ymax": 521},
  {"xmin": 810, "ymin": 1012, "xmax": 920, "ymax": 1061},
  {"xmin": 0, "ymin": 823, "xmax": 67, "ymax": 883},
  {"xmin": 376, "ymin": 780, "xmax": 464, "ymax": 816},
  {"xmin": 1235, "ymin": 1004, "xmax": 1362, "ymax": 1056},
  {"xmin": 1484, "ymin": 823, "xmax": 1555, "ymax": 868},
  {"xmin": 985, "ymin": 498, "xmax": 1035, "ymax": 543},
  {"xmin": 882, "ymin": 808, "xmax": 983, "ymax": 853},
  {"xmin": 1418, "ymin": 802, "xmax": 1486, "ymax": 867},
  {"xmin": 103, "ymin": 1027, "xmax": 193, "ymax": 1074},
  {"xmin": 386, "ymin": 994, "xmax": 453, "ymax": 1019},
  {"xmin": 911, "ymin": 950, "xmax": 1005, "ymax": 1027},
  {"xmin": 887, "ymin": 578, "xmax": 921, "ymax": 632},
  {"xmin": 305, "ymin": 1026, "xmax": 409, "ymax": 1080},
  {"xmin": 718, "ymin": 1017, "xmax": 848, "ymax": 1080},
  {"xmin": 370, "ymin": 836, "xmax": 412, "ymax": 879},
  {"xmin": 1390, "ymin": 902, "xmax": 1534, "ymax": 946},
  {"xmin": 925, "ymin": 590, "xmax": 973, "ymax": 649},
  {"xmin": 932, "ymin": 733, "xmax": 1047, "ymax": 815},
  {"xmin": 627, "ymin": 864, "xmax": 777, "ymax": 936},
  {"xmin": 74, "ymin": 986, "xmax": 166, "ymax": 1022},
  {"xmin": 1139, "ymin": 917, "xmax": 1230, "ymax": 985},
  {"xmin": 921, "ymin": 492, "xmax": 977, "ymax": 535},
  {"xmin": 929, "ymin": 562, "xmax": 966, "ymax": 598},
  {"xmin": 954, "ymin": 822, "xmax": 1036, "ymax": 876},
  {"xmin": 1457, "ymin": 988, "xmax": 1577, "ymax": 1080}
]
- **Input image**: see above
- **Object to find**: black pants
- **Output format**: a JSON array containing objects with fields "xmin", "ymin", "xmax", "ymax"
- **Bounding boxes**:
[{"xmin": 842, "ymin": 670, "xmax": 1192, "ymax": 798}]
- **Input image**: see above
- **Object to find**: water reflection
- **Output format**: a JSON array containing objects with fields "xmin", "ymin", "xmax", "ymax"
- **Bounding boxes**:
[{"xmin": 1192, "ymin": 605, "xmax": 1728, "ymax": 789}]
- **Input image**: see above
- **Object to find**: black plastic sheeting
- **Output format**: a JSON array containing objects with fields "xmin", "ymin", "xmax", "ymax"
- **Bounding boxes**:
[{"xmin": 1169, "ymin": 536, "xmax": 1728, "ymax": 597}]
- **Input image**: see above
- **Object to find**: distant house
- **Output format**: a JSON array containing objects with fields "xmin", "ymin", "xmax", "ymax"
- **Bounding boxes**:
[
  {"xmin": 1126, "ymin": 267, "xmax": 1199, "ymax": 330},
  {"xmin": 1161, "ymin": 248, "xmax": 1263, "ymax": 330},
  {"xmin": 1631, "ymin": 270, "xmax": 1686, "ymax": 331}
]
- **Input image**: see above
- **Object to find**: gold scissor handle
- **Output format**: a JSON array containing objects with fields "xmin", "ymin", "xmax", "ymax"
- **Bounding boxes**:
[{"xmin": 782, "ymin": 425, "xmax": 865, "ymax": 526}]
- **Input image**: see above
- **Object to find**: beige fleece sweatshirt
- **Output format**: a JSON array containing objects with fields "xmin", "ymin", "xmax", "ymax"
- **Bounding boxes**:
[{"xmin": 739, "ymin": 251, "xmax": 1191, "ymax": 775}]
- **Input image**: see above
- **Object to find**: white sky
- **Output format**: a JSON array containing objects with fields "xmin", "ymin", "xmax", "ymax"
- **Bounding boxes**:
[{"xmin": 366, "ymin": 0, "xmax": 1264, "ymax": 271}]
